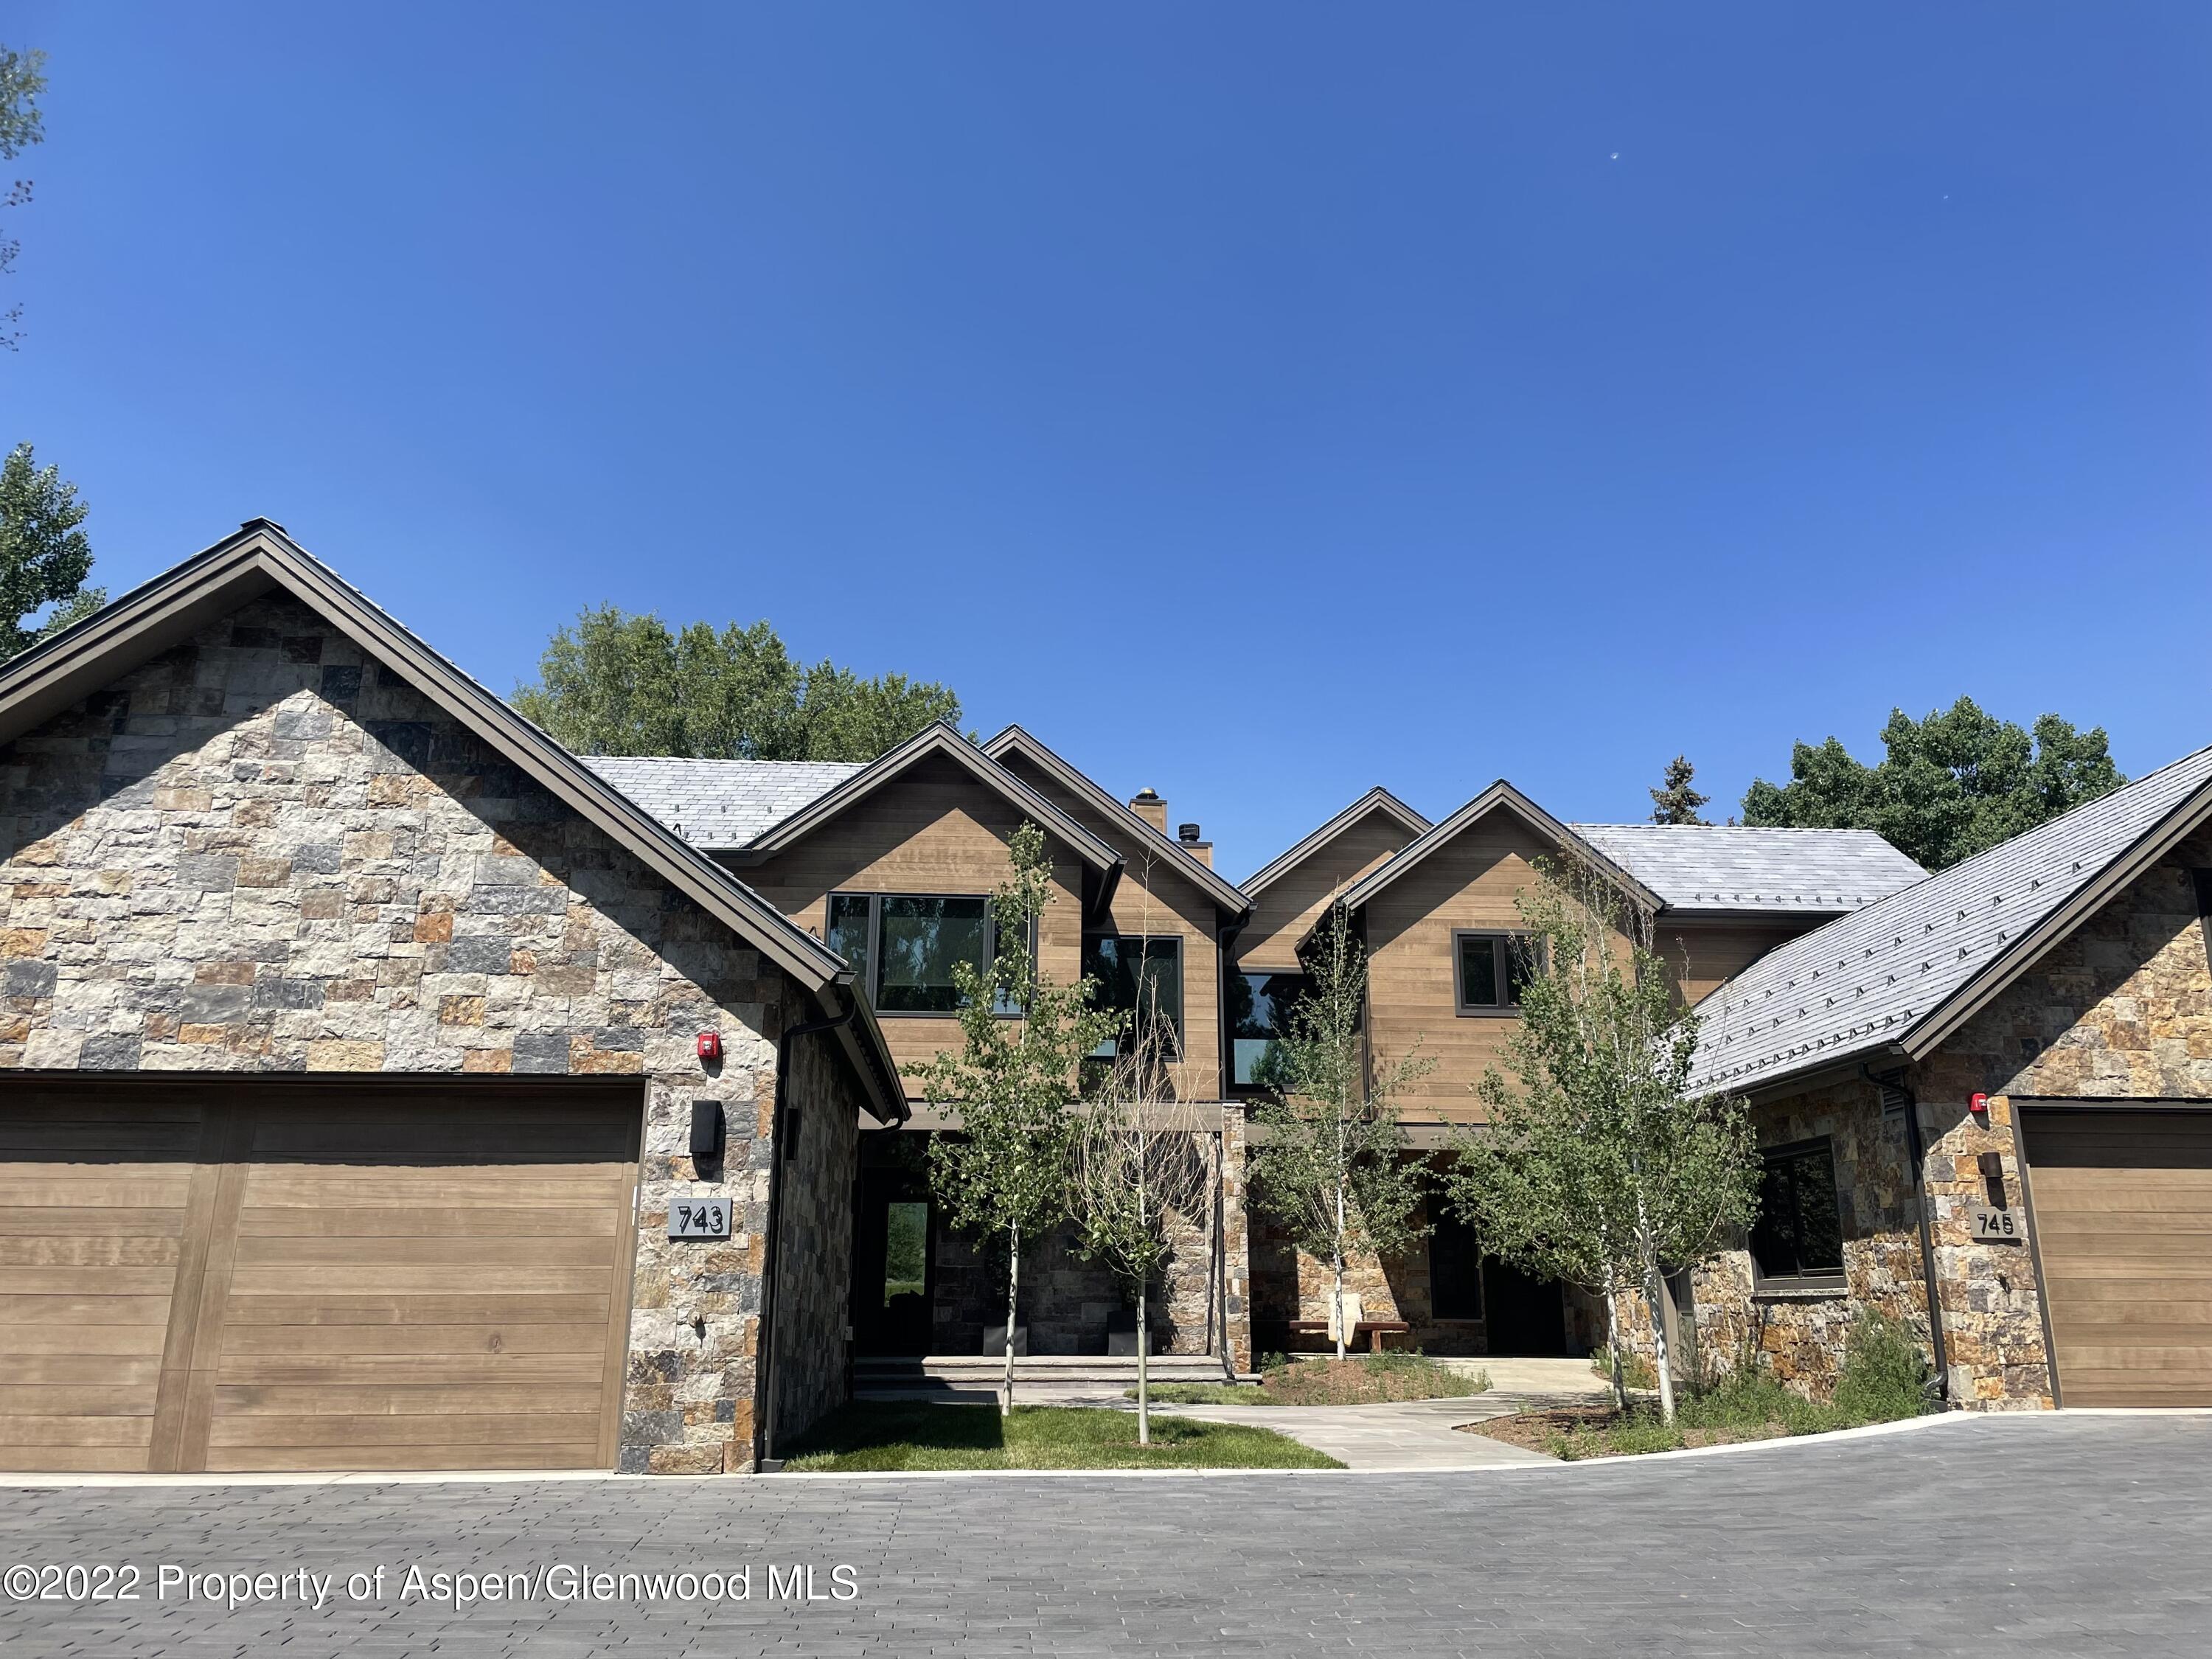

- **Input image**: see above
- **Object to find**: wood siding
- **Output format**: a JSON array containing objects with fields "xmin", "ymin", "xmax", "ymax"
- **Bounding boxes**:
[
  {"xmin": 1237, "ymin": 806, "xmax": 1422, "ymax": 970},
  {"xmin": 1659, "ymin": 917, "xmax": 1815, "ymax": 1006},
  {"xmin": 1361, "ymin": 815, "xmax": 1632, "ymax": 1119},
  {"xmin": 995, "ymin": 753, "xmax": 1230, "ymax": 1102},
  {"xmin": 737, "ymin": 752, "xmax": 1090, "ymax": 1099},
  {"xmin": 0, "ymin": 1079, "xmax": 641, "ymax": 1474}
]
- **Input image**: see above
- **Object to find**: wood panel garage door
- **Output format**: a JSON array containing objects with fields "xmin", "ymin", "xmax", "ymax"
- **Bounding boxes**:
[
  {"xmin": 2022, "ymin": 1105, "xmax": 2212, "ymax": 1408},
  {"xmin": 0, "ymin": 1080, "xmax": 641, "ymax": 1473}
]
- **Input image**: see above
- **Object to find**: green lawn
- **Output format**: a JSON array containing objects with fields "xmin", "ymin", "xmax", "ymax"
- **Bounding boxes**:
[
  {"xmin": 1141, "ymin": 1352, "xmax": 1489, "ymax": 1407},
  {"xmin": 780, "ymin": 1401, "xmax": 1342, "ymax": 1472}
]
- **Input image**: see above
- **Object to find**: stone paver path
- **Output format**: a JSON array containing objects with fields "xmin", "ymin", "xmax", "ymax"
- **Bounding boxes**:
[{"xmin": 4, "ymin": 1415, "xmax": 2208, "ymax": 1656}]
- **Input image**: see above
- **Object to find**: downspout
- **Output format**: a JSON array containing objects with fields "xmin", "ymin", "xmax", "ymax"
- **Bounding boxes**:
[
  {"xmin": 1861, "ymin": 1064, "xmax": 1951, "ymax": 1404},
  {"xmin": 755, "ymin": 995, "xmax": 858, "ymax": 1471}
]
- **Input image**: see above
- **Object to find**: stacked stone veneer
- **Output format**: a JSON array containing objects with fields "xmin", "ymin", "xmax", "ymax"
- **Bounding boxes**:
[
  {"xmin": 763, "ymin": 1018, "xmax": 865, "ymax": 1452},
  {"xmin": 1630, "ymin": 835, "xmax": 2212, "ymax": 1409},
  {"xmin": 0, "ymin": 593, "xmax": 866, "ymax": 1472}
]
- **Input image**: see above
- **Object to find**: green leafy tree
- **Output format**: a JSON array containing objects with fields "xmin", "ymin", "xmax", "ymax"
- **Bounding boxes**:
[
  {"xmin": 1442, "ymin": 852, "xmax": 1759, "ymax": 1423},
  {"xmin": 916, "ymin": 821, "xmax": 1119, "ymax": 1414},
  {"xmin": 512, "ymin": 604, "xmax": 961, "ymax": 762},
  {"xmin": 1, "ymin": 45, "xmax": 46, "ymax": 349},
  {"xmin": 1, "ymin": 442, "xmax": 103, "ymax": 660},
  {"xmin": 1649, "ymin": 756, "xmax": 1709, "ymax": 826},
  {"xmin": 1247, "ymin": 905, "xmax": 1436, "ymax": 1360},
  {"xmin": 1742, "ymin": 698, "xmax": 2126, "ymax": 870}
]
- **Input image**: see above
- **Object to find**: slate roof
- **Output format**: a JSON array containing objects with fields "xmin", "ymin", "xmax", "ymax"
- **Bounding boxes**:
[
  {"xmin": 1688, "ymin": 746, "xmax": 2212, "ymax": 1095},
  {"xmin": 1570, "ymin": 824, "xmax": 1927, "ymax": 914},
  {"xmin": 580, "ymin": 757, "xmax": 863, "ymax": 849}
]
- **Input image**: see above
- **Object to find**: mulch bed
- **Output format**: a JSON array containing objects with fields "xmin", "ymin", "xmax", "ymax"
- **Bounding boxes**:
[{"xmin": 1461, "ymin": 1406, "xmax": 1785, "ymax": 1458}]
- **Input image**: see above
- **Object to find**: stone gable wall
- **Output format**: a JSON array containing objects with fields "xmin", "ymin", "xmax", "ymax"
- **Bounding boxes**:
[
  {"xmin": 1624, "ymin": 841, "xmax": 2212, "ymax": 1409},
  {"xmin": 0, "ymin": 592, "xmax": 856, "ymax": 1472}
]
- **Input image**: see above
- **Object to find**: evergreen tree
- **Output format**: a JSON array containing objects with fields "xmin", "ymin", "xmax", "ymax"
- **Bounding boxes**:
[{"xmin": 1649, "ymin": 756, "xmax": 1709, "ymax": 825}]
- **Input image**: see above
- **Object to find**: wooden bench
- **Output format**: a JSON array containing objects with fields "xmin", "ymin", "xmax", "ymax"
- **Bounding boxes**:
[{"xmin": 1284, "ymin": 1319, "xmax": 1413, "ymax": 1354}]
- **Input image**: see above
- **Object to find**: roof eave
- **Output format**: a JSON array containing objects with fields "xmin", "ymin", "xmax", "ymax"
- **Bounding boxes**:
[
  {"xmin": 1240, "ymin": 787, "xmax": 1432, "ymax": 899},
  {"xmin": 980, "ymin": 724, "xmax": 1252, "ymax": 919}
]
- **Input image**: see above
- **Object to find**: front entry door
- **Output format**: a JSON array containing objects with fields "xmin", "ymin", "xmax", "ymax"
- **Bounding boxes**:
[
  {"xmin": 852, "ymin": 1165, "xmax": 934, "ymax": 1356},
  {"xmin": 1482, "ymin": 1258, "xmax": 1569, "ymax": 1356}
]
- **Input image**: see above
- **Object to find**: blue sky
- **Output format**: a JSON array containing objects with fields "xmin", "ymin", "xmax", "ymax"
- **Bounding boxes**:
[{"xmin": 6, "ymin": 4, "xmax": 2208, "ymax": 879}]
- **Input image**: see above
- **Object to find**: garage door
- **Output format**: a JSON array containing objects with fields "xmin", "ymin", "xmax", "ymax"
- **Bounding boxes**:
[
  {"xmin": 0, "ymin": 1080, "xmax": 641, "ymax": 1473},
  {"xmin": 2021, "ymin": 1105, "xmax": 2212, "ymax": 1408}
]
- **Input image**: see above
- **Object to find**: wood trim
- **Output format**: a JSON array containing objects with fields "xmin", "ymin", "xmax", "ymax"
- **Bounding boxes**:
[
  {"xmin": 596, "ymin": 1085, "xmax": 648, "ymax": 1470},
  {"xmin": 2010, "ymin": 1104, "xmax": 2065, "ymax": 1410}
]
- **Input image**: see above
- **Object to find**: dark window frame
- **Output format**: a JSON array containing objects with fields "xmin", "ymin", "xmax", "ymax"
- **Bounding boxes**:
[
  {"xmin": 1749, "ymin": 1135, "xmax": 1848, "ymax": 1290},
  {"xmin": 1453, "ymin": 929, "xmax": 1537, "ymax": 1016},
  {"xmin": 1228, "ymin": 967, "xmax": 1310, "ymax": 1096},
  {"xmin": 827, "ymin": 891, "xmax": 1029, "ymax": 1019},
  {"xmin": 1083, "ymin": 932, "xmax": 1186, "ymax": 1060}
]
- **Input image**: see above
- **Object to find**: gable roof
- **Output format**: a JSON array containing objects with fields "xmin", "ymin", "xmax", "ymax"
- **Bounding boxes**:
[
  {"xmin": 0, "ymin": 520, "xmax": 906, "ymax": 1121},
  {"xmin": 1241, "ymin": 787, "xmax": 1433, "ymax": 897},
  {"xmin": 981, "ymin": 725, "xmax": 1251, "ymax": 917},
  {"xmin": 582, "ymin": 757, "xmax": 864, "ymax": 849},
  {"xmin": 1340, "ymin": 780, "xmax": 1664, "ymax": 915},
  {"xmin": 1689, "ymin": 746, "xmax": 2212, "ymax": 1096},
  {"xmin": 720, "ymin": 722, "xmax": 1124, "ymax": 887},
  {"xmin": 1569, "ymin": 824, "xmax": 1927, "ymax": 916}
]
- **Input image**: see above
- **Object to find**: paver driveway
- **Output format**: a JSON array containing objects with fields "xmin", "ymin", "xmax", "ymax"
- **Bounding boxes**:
[{"xmin": 1, "ymin": 1414, "xmax": 2207, "ymax": 1657}]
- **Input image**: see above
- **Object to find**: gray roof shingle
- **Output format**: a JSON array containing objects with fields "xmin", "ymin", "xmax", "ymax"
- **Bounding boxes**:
[
  {"xmin": 1688, "ymin": 746, "xmax": 2212, "ymax": 1094},
  {"xmin": 1570, "ymin": 824, "xmax": 1927, "ymax": 914},
  {"xmin": 582, "ymin": 756, "xmax": 863, "ymax": 849}
]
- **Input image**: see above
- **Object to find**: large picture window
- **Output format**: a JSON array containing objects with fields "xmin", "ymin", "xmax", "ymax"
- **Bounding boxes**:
[
  {"xmin": 1454, "ymin": 931, "xmax": 1537, "ymax": 1014},
  {"xmin": 1750, "ymin": 1138, "xmax": 1846, "ymax": 1285},
  {"xmin": 1228, "ymin": 970, "xmax": 1308, "ymax": 1091},
  {"xmin": 827, "ymin": 893, "xmax": 1014, "ymax": 1015},
  {"xmin": 1082, "ymin": 934, "xmax": 1183, "ymax": 1057}
]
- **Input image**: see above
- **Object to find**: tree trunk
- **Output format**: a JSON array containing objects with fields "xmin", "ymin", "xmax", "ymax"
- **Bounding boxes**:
[
  {"xmin": 1136, "ymin": 1288, "xmax": 1150, "ymax": 1445},
  {"xmin": 1332, "ymin": 1179, "xmax": 1348, "ymax": 1361},
  {"xmin": 1003, "ymin": 1221, "xmax": 1020, "ymax": 1418},
  {"xmin": 1601, "ymin": 1264, "xmax": 1629, "ymax": 1413},
  {"xmin": 1641, "ymin": 1251, "xmax": 1677, "ymax": 1425}
]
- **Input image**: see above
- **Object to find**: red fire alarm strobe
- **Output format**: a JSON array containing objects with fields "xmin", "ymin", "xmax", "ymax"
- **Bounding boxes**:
[
  {"xmin": 696, "ymin": 1031, "xmax": 722, "ymax": 1063},
  {"xmin": 1969, "ymin": 1091, "xmax": 1991, "ymax": 1122}
]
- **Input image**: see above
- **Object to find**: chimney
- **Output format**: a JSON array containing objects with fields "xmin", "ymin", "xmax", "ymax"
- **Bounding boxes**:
[
  {"xmin": 1177, "ymin": 821, "xmax": 1213, "ymax": 868},
  {"xmin": 1129, "ymin": 788, "xmax": 1167, "ymax": 833}
]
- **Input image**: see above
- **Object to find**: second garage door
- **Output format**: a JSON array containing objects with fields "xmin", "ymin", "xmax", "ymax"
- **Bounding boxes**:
[
  {"xmin": 2021, "ymin": 1105, "xmax": 2212, "ymax": 1408},
  {"xmin": 0, "ymin": 1079, "xmax": 642, "ymax": 1473}
]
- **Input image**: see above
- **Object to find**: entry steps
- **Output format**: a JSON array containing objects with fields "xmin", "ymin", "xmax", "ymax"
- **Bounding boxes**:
[{"xmin": 855, "ymin": 1353, "xmax": 1261, "ymax": 1399}]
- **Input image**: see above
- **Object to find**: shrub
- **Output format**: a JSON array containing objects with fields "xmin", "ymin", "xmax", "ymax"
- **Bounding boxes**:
[
  {"xmin": 1831, "ymin": 1308, "xmax": 1933, "ymax": 1422},
  {"xmin": 1590, "ymin": 1346, "xmax": 1658, "ymax": 1391}
]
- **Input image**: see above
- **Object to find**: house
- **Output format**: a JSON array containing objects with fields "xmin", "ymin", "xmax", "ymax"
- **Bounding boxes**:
[
  {"xmin": 1228, "ymin": 782, "xmax": 1926, "ymax": 1359},
  {"xmin": 591, "ymin": 721, "xmax": 1256, "ymax": 1366},
  {"xmin": 1667, "ymin": 744, "xmax": 2212, "ymax": 1409},
  {"xmin": 0, "ymin": 524, "xmax": 907, "ymax": 1475}
]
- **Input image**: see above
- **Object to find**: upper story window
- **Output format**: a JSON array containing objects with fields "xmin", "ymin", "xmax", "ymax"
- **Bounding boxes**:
[
  {"xmin": 1082, "ymin": 933, "xmax": 1183, "ymax": 1057},
  {"xmin": 1750, "ymin": 1137, "xmax": 1846, "ymax": 1286},
  {"xmin": 1454, "ymin": 931, "xmax": 1538, "ymax": 1015},
  {"xmin": 1228, "ymin": 970, "xmax": 1308, "ymax": 1091},
  {"xmin": 828, "ymin": 893, "xmax": 1018, "ymax": 1015}
]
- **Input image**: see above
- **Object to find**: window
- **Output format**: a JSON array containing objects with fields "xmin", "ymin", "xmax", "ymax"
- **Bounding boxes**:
[
  {"xmin": 827, "ymin": 893, "xmax": 1015, "ymax": 1015},
  {"xmin": 1454, "ymin": 931, "xmax": 1537, "ymax": 1014},
  {"xmin": 1428, "ymin": 1214, "xmax": 1485, "ymax": 1320},
  {"xmin": 1750, "ymin": 1138, "xmax": 1846, "ymax": 1284},
  {"xmin": 1083, "ymin": 934, "xmax": 1183, "ymax": 1057},
  {"xmin": 1228, "ymin": 970, "xmax": 1308, "ymax": 1091}
]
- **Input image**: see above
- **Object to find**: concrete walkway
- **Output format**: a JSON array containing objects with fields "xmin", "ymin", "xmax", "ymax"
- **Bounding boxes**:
[{"xmin": 1147, "ymin": 1357, "xmax": 1612, "ymax": 1470}]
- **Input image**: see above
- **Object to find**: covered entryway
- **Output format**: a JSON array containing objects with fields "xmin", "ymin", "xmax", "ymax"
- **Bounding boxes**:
[
  {"xmin": 0, "ymin": 1079, "xmax": 641, "ymax": 1473},
  {"xmin": 2021, "ymin": 1105, "xmax": 2212, "ymax": 1408}
]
